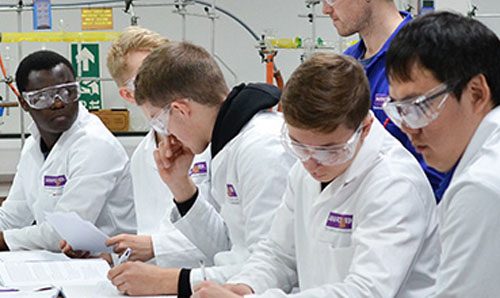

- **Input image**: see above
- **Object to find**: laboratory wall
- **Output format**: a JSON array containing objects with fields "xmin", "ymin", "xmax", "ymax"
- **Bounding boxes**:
[{"xmin": 0, "ymin": 0, "xmax": 498, "ymax": 134}]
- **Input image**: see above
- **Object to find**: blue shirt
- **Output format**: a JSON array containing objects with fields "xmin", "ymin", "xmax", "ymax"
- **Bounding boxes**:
[
  {"xmin": 435, "ymin": 162, "xmax": 458, "ymax": 203},
  {"xmin": 344, "ymin": 11, "xmax": 444, "ymax": 199}
]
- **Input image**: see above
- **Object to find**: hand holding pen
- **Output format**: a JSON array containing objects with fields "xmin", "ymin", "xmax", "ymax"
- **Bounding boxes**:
[{"xmin": 117, "ymin": 248, "xmax": 132, "ymax": 266}]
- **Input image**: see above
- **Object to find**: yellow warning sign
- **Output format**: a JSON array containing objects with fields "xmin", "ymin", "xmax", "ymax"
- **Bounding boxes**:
[{"xmin": 81, "ymin": 8, "xmax": 113, "ymax": 31}]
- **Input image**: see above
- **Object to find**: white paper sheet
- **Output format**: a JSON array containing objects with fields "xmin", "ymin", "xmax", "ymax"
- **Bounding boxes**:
[
  {"xmin": 0, "ymin": 251, "xmax": 70, "ymax": 263},
  {"xmin": 0, "ymin": 253, "xmax": 175, "ymax": 298},
  {"xmin": 0, "ymin": 287, "xmax": 60, "ymax": 298},
  {"xmin": 45, "ymin": 212, "xmax": 113, "ymax": 253},
  {"xmin": 0, "ymin": 259, "xmax": 110, "ymax": 287}
]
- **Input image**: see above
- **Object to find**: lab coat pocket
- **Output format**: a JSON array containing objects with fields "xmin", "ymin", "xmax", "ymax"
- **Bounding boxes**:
[
  {"xmin": 311, "ymin": 232, "xmax": 354, "ymax": 284},
  {"xmin": 316, "ymin": 228, "xmax": 353, "ymax": 248},
  {"xmin": 44, "ymin": 185, "xmax": 65, "ymax": 200},
  {"xmin": 327, "ymin": 246, "xmax": 355, "ymax": 282}
]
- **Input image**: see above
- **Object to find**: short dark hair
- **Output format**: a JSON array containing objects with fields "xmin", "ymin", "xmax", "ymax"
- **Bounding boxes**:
[
  {"xmin": 134, "ymin": 41, "xmax": 228, "ymax": 107},
  {"xmin": 386, "ymin": 12, "xmax": 500, "ymax": 107},
  {"xmin": 282, "ymin": 52, "xmax": 370, "ymax": 133},
  {"xmin": 15, "ymin": 50, "xmax": 76, "ymax": 93}
]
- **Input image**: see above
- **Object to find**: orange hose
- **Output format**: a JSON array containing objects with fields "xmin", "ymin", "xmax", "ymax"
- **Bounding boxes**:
[
  {"xmin": 274, "ymin": 70, "xmax": 284, "ymax": 90},
  {"xmin": 0, "ymin": 50, "xmax": 20, "ymax": 97},
  {"xmin": 266, "ymin": 55, "xmax": 275, "ymax": 85}
]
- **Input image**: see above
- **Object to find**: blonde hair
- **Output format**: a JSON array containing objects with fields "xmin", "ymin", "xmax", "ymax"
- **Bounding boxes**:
[{"xmin": 106, "ymin": 26, "xmax": 169, "ymax": 86}]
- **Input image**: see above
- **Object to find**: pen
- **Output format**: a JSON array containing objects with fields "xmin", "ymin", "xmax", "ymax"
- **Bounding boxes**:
[
  {"xmin": 200, "ymin": 260, "xmax": 207, "ymax": 281},
  {"xmin": 35, "ymin": 285, "xmax": 67, "ymax": 298},
  {"xmin": 117, "ymin": 248, "xmax": 132, "ymax": 265},
  {"xmin": 0, "ymin": 288, "xmax": 19, "ymax": 292}
]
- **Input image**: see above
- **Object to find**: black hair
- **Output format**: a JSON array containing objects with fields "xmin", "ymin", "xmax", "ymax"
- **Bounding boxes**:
[
  {"xmin": 386, "ymin": 11, "xmax": 500, "ymax": 106},
  {"xmin": 15, "ymin": 50, "xmax": 76, "ymax": 93}
]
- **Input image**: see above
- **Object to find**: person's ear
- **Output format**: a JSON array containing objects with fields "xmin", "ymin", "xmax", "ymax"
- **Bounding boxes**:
[
  {"xmin": 171, "ymin": 99, "xmax": 191, "ymax": 119},
  {"xmin": 118, "ymin": 87, "xmax": 137, "ymax": 105},
  {"xmin": 17, "ymin": 95, "xmax": 29, "ymax": 111},
  {"xmin": 466, "ymin": 74, "xmax": 492, "ymax": 115},
  {"xmin": 360, "ymin": 115, "xmax": 374, "ymax": 141}
]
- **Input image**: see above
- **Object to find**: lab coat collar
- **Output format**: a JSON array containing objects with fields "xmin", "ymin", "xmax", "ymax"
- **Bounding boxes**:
[
  {"xmin": 142, "ymin": 129, "xmax": 159, "ymax": 170},
  {"xmin": 336, "ymin": 113, "xmax": 385, "ymax": 188},
  {"xmin": 454, "ymin": 106, "xmax": 500, "ymax": 176},
  {"xmin": 211, "ymin": 83, "xmax": 281, "ymax": 158},
  {"xmin": 312, "ymin": 114, "xmax": 385, "ymax": 207},
  {"xmin": 28, "ymin": 101, "xmax": 85, "ymax": 137},
  {"xmin": 28, "ymin": 101, "xmax": 88, "ymax": 153}
]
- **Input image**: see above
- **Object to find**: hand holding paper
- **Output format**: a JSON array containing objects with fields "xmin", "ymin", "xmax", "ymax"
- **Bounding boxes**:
[{"xmin": 45, "ymin": 212, "xmax": 113, "ymax": 254}]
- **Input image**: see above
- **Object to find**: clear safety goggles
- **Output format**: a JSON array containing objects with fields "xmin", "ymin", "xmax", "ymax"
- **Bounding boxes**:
[
  {"xmin": 281, "ymin": 123, "xmax": 363, "ymax": 166},
  {"xmin": 149, "ymin": 98, "xmax": 189, "ymax": 136},
  {"xmin": 382, "ymin": 83, "xmax": 451, "ymax": 129},
  {"xmin": 124, "ymin": 76, "xmax": 135, "ymax": 92},
  {"xmin": 321, "ymin": 0, "xmax": 338, "ymax": 6},
  {"xmin": 22, "ymin": 82, "xmax": 81, "ymax": 110}
]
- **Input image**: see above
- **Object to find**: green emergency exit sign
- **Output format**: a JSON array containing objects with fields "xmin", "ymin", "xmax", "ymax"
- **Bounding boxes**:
[{"xmin": 71, "ymin": 43, "xmax": 102, "ymax": 109}]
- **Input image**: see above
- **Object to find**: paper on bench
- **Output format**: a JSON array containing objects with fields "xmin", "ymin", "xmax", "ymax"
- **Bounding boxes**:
[
  {"xmin": 45, "ymin": 212, "xmax": 113, "ymax": 253},
  {"xmin": 0, "ymin": 259, "xmax": 110, "ymax": 287},
  {"xmin": 0, "ymin": 250, "xmax": 70, "ymax": 263}
]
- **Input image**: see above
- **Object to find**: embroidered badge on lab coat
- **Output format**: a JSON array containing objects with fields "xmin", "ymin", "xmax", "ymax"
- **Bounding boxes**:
[
  {"xmin": 189, "ymin": 161, "xmax": 208, "ymax": 176},
  {"xmin": 44, "ymin": 175, "xmax": 67, "ymax": 187},
  {"xmin": 227, "ymin": 184, "xmax": 237, "ymax": 197},
  {"xmin": 44, "ymin": 175, "xmax": 67, "ymax": 197},
  {"xmin": 226, "ymin": 184, "xmax": 240, "ymax": 204},
  {"xmin": 326, "ymin": 212, "xmax": 353, "ymax": 230}
]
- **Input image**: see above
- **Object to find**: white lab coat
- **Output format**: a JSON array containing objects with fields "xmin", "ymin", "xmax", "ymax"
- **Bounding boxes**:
[
  {"xmin": 0, "ymin": 103, "xmax": 136, "ymax": 251},
  {"xmin": 435, "ymin": 106, "xmax": 500, "ymax": 298},
  {"xmin": 130, "ymin": 129, "xmax": 215, "ymax": 268},
  {"xmin": 170, "ymin": 110, "xmax": 296, "ymax": 288},
  {"xmin": 229, "ymin": 119, "xmax": 440, "ymax": 298}
]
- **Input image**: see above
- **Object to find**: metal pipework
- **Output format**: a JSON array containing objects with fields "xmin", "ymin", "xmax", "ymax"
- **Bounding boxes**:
[{"xmin": 16, "ymin": 1, "xmax": 25, "ymax": 147}]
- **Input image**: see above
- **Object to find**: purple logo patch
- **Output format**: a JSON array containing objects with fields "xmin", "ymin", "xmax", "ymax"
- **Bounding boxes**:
[
  {"xmin": 44, "ymin": 175, "xmax": 67, "ymax": 187},
  {"xmin": 226, "ymin": 184, "xmax": 238, "ymax": 197},
  {"xmin": 189, "ymin": 162, "xmax": 208, "ymax": 176},
  {"xmin": 326, "ymin": 212, "xmax": 353, "ymax": 230},
  {"xmin": 373, "ymin": 93, "xmax": 388, "ymax": 110}
]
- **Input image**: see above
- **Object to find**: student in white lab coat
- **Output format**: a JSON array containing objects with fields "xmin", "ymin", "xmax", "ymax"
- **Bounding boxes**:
[
  {"xmin": 102, "ymin": 26, "xmax": 214, "ymax": 268},
  {"xmin": 0, "ymin": 50, "xmax": 136, "ymax": 251},
  {"xmin": 193, "ymin": 53, "xmax": 440, "ymax": 298},
  {"xmin": 384, "ymin": 12, "xmax": 500, "ymax": 297},
  {"xmin": 106, "ymin": 41, "xmax": 295, "ymax": 297}
]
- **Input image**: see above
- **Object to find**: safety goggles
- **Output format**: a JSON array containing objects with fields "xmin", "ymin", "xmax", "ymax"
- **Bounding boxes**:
[
  {"xmin": 149, "ymin": 98, "xmax": 189, "ymax": 136},
  {"xmin": 281, "ymin": 123, "xmax": 363, "ymax": 166},
  {"xmin": 382, "ymin": 83, "xmax": 451, "ymax": 129},
  {"xmin": 22, "ymin": 82, "xmax": 81, "ymax": 110},
  {"xmin": 321, "ymin": 0, "xmax": 337, "ymax": 6},
  {"xmin": 123, "ymin": 76, "xmax": 135, "ymax": 92},
  {"xmin": 150, "ymin": 104, "xmax": 173, "ymax": 136}
]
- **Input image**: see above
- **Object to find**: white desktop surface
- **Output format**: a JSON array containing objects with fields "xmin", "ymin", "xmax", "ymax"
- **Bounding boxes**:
[{"xmin": 0, "ymin": 250, "xmax": 175, "ymax": 298}]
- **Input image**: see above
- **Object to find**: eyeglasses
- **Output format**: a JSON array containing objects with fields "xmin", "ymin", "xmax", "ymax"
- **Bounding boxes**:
[
  {"xmin": 22, "ymin": 82, "xmax": 81, "ymax": 110},
  {"xmin": 321, "ymin": 0, "xmax": 337, "ymax": 6},
  {"xmin": 123, "ymin": 76, "xmax": 135, "ymax": 92},
  {"xmin": 149, "ymin": 98, "xmax": 189, "ymax": 136},
  {"xmin": 281, "ymin": 123, "xmax": 363, "ymax": 166},
  {"xmin": 382, "ymin": 83, "xmax": 451, "ymax": 129}
]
